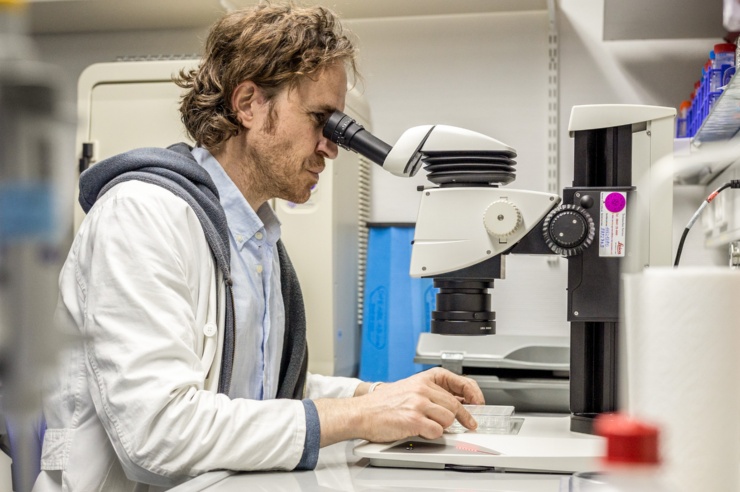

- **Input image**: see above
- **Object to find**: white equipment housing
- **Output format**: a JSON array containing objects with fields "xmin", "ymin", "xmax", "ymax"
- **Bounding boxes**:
[
  {"xmin": 568, "ymin": 104, "xmax": 676, "ymax": 271},
  {"xmin": 75, "ymin": 59, "xmax": 371, "ymax": 377},
  {"xmin": 410, "ymin": 188, "xmax": 560, "ymax": 276}
]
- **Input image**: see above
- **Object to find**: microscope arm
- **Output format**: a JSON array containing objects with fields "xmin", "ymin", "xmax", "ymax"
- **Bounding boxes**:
[{"xmin": 410, "ymin": 187, "xmax": 560, "ymax": 276}]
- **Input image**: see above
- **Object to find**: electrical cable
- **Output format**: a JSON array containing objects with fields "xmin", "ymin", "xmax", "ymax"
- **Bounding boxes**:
[{"xmin": 674, "ymin": 179, "xmax": 740, "ymax": 266}]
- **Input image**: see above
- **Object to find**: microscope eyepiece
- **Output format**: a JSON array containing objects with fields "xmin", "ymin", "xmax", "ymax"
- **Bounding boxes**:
[{"xmin": 323, "ymin": 111, "xmax": 392, "ymax": 166}]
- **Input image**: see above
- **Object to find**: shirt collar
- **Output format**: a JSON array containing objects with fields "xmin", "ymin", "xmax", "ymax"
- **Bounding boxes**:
[{"xmin": 191, "ymin": 147, "xmax": 281, "ymax": 248}]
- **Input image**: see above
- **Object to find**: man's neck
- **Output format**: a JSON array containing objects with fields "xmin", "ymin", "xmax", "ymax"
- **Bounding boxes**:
[{"xmin": 209, "ymin": 136, "xmax": 267, "ymax": 212}]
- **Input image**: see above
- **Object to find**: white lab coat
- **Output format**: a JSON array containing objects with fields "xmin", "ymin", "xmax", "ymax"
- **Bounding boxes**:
[{"xmin": 34, "ymin": 181, "xmax": 360, "ymax": 492}]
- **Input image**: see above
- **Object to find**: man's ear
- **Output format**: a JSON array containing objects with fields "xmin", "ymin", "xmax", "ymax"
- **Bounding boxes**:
[{"xmin": 231, "ymin": 81, "xmax": 266, "ymax": 129}]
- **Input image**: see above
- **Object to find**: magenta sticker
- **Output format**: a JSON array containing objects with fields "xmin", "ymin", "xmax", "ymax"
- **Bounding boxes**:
[{"xmin": 604, "ymin": 192, "xmax": 626, "ymax": 213}]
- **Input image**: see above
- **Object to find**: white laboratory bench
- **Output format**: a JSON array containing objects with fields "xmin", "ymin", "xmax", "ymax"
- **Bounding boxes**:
[{"xmin": 169, "ymin": 440, "xmax": 569, "ymax": 492}]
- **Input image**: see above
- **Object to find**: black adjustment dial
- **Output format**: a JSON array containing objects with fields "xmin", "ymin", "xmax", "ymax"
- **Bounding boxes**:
[{"xmin": 542, "ymin": 204, "xmax": 595, "ymax": 256}]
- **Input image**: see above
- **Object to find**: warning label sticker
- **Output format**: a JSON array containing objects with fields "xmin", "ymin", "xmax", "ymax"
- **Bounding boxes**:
[{"xmin": 599, "ymin": 191, "xmax": 626, "ymax": 257}]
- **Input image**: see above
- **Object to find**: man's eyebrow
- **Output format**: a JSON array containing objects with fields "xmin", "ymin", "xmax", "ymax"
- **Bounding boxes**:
[{"xmin": 309, "ymin": 104, "xmax": 338, "ymax": 114}]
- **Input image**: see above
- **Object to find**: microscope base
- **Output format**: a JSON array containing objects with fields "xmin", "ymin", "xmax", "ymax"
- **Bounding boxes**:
[{"xmin": 354, "ymin": 415, "xmax": 602, "ymax": 474}]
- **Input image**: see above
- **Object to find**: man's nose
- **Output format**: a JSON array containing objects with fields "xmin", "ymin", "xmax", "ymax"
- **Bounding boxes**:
[{"xmin": 317, "ymin": 136, "xmax": 339, "ymax": 160}]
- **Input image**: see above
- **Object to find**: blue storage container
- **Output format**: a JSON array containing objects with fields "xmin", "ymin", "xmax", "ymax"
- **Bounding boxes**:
[{"xmin": 360, "ymin": 225, "xmax": 435, "ymax": 382}]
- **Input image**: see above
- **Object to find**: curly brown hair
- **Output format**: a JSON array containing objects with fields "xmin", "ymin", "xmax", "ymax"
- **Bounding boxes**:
[{"xmin": 175, "ymin": 3, "xmax": 357, "ymax": 149}]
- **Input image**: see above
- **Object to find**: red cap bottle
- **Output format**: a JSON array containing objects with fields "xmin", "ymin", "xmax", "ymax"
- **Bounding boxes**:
[
  {"xmin": 574, "ymin": 413, "xmax": 675, "ymax": 491},
  {"xmin": 594, "ymin": 413, "xmax": 660, "ymax": 467}
]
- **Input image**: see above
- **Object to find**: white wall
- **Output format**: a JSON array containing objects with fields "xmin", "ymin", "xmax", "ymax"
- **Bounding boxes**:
[{"xmin": 345, "ymin": 12, "xmax": 550, "ymax": 223}]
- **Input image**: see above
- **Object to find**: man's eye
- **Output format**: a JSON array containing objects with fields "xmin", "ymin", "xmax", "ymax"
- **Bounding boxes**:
[{"xmin": 312, "ymin": 113, "xmax": 328, "ymax": 126}]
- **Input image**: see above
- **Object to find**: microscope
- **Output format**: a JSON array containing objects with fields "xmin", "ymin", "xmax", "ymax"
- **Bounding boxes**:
[{"xmin": 324, "ymin": 104, "xmax": 675, "ymax": 472}]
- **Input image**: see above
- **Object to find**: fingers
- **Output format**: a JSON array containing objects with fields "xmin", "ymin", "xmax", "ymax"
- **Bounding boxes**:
[
  {"xmin": 416, "ymin": 384, "xmax": 481, "ymax": 434},
  {"xmin": 413, "ymin": 401, "xmax": 459, "ymax": 440},
  {"xmin": 454, "ymin": 405, "xmax": 478, "ymax": 430},
  {"xmin": 429, "ymin": 370, "xmax": 482, "ymax": 430},
  {"xmin": 359, "ymin": 369, "xmax": 485, "ymax": 443},
  {"xmin": 429, "ymin": 368, "xmax": 485, "ymax": 405},
  {"xmin": 421, "ymin": 387, "xmax": 477, "ymax": 431},
  {"xmin": 418, "ymin": 394, "xmax": 477, "ymax": 434},
  {"xmin": 424, "ymin": 380, "xmax": 465, "ymax": 410},
  {"xmin": 423, "ymin": 400, "xmax": 457, "ymax": 429},
  {"xmin": 392, "ymin": 369, "xmax": 484, "ymax": 432},
  {"xmin": 359, "ymin": 389, "xmax": 453, "ymax": 442},
  {"xmin": 417, "ymin": 420, "xmax": 445, "ymax": 440}
]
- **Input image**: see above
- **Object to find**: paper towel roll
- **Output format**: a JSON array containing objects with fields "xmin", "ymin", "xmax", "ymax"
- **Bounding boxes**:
[{"xmin": 623, "ymin": 267, "xmax": 740, "ymax": 492}]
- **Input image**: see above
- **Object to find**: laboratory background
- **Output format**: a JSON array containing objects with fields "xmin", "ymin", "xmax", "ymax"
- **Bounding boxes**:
[{"xmin": 1, "ymin": 0, "xmax": 740, "ymax": 490}]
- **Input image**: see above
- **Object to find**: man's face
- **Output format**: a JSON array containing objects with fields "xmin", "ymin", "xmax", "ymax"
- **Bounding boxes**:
[{"xmin": 247, "ymin": 63, "xmax": 347, "ymax": 204}]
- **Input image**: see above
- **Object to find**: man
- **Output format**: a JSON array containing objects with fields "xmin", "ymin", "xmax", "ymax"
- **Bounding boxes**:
[{"xmin": 35, "ymin": 4, "xmax": 483, "ymax": 491}]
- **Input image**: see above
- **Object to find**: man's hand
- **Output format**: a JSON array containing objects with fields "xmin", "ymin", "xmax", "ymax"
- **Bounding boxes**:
[{"xmin": 313, "ymin": 368, "xmax": 484, "ymax": 446}]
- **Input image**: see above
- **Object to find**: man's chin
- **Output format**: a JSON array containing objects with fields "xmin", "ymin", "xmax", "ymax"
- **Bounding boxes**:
[{"xmin": 281, "ymin": 192, "xmax": 311, "ymax": 204}]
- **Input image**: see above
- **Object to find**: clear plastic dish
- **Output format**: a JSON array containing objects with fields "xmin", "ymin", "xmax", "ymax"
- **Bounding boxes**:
[{"xmin": 445, "ymin": 405, "xmax": 515, "ymax": 434}]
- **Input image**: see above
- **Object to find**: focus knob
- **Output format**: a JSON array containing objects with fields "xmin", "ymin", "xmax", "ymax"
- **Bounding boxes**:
[
  {"xmin": 484, "ymin": 200, "xmax": 522, "ymax": 238},
  {"xmin": 542, "ymin": 205, "xmax": 595, "ymax": 256}
]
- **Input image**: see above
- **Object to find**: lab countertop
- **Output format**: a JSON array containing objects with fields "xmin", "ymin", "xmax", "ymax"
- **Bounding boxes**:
[{"xmin": 169, "ymin": 440, "xmax": 569, "ymax": 492}]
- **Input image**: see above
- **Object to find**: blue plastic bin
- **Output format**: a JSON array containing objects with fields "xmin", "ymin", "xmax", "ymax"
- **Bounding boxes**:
[{"xmin": 360, "ymin": 225, "xmax": 435, "ymax": 382}]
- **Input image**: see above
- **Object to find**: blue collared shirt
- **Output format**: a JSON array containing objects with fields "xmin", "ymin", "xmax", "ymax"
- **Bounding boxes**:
[{"xmin": 192, "ymin": 147, "xmax": 285, "ymax": 401}]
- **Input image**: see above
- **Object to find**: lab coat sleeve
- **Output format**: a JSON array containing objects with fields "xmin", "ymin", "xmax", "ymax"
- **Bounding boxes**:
[
  {"xmin": 72, "ymin": 183, "xmax": 307, "ymax": 484},
  {"xmin": 305, "ymin": 372, "xmax": 362, "ymax": 399}
]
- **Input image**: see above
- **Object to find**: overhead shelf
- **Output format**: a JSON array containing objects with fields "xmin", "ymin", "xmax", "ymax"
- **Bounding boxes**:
[
  {"xmin": 603, "ymin": 0, "xmax": 724, "ymax": 40},
  {"xmin": 693, "ymin": 73, "xmax": 740, "ymax": 146},
  {"xmin": 674, "ymin": 71, "xmax": 740, "ymax": 185}
]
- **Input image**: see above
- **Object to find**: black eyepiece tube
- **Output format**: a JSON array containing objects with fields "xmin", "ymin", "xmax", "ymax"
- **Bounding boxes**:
[{"xmin": 323, "ymin": 111, "xmax": 392, "ymax": 166}]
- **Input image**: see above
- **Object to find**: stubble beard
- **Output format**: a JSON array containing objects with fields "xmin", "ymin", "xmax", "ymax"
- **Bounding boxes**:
[{"xmin": 246, "ymin": 136, "xmax": 321, "ymax": 205}]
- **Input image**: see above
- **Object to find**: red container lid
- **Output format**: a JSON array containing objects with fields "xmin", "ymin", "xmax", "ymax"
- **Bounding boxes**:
[
  {"xmin": 714, "ymin": 42, "xmax": 736, "ymax": 53},
  {"xmin": 594, "ymin": 413, "xmax": 660, "ymax": 466},
  {"xmin": 680, "ymin": 100, "xmax": 691, "ymax": 111}
]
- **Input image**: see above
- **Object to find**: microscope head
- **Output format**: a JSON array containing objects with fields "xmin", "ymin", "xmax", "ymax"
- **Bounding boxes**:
[{"xmin": 323, "ymin": 110, "xmax": 517, "ymax": 186}]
